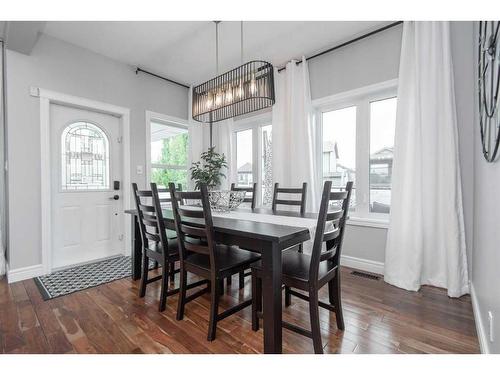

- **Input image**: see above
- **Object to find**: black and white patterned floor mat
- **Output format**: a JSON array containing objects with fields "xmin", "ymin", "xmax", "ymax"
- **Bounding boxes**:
[{"xmin": 34, "ymin": 256, "xmax": 151, "ymax": 300}]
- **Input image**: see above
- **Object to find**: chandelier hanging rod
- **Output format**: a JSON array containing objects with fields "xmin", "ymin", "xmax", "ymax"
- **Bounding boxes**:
[{"xmin": 277, "ymin": 21, "xmax": 403, "ymax": 72}]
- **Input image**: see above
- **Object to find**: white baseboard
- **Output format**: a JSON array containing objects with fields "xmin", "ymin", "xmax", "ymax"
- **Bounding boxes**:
[
  {"xmin": 7, "ymin": 264, "xmax": 44, "ymax": 283},
  {"xmin": 470, "ymin": 282, "xmax": 490, "ymax": 354},
  {"xmin": 340, "ymin": 255, "xmax": 384, "ymax": 275}
]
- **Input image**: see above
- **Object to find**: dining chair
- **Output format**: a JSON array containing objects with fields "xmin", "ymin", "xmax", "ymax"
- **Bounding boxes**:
[
  {"xmin": 132, "ymin": 182, "xmax": 180, "ymax": 312},
  {"xmin": 251, "ymin": 180, "xmax": 353, "ymax": 354},
  {"xmin": 272, "ymin": 182, "xmax": 308, "ymax": 252},
  {"xmin": 169, "ymin": 183, "xmax": 261, "ymax": 341},
  {"xmin": 229, "ymin": 182, "xmax": 257, "ymax": 289},
  {"xmin": 272, "ymin": 182, "xmax": 307, "ymax": 215},
  {"xmin": 151, "ymin": 183, "xmax": 182, "ymax": 275},
  {"xmin": 230, "ymin": 182, "xmax": 257, "ymax": 209},
  {"xmin": 132, "ymin": 183, "xmax": 206, "ymax": 311}
]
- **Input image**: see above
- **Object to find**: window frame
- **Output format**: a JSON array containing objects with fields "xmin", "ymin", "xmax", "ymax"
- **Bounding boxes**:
[
  {"xmin": 232, "ymin": 112, "xmax": 272, "ymax": 206},
  {"xmin": 312, "ymin": 79, "xmax": 398, "ymax": 224},
  {"xmin": 145, "ymin": 111, "xmax": 190, "ymax": 188}
]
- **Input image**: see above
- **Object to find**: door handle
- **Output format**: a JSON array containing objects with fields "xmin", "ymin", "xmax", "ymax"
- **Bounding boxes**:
[{"xmin": 109, "ymin": 195, "xmax": 119, "ymax": 200}]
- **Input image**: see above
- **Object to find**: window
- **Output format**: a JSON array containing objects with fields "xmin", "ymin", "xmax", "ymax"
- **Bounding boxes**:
[
  {"xmin": 61, "ymin": 122, "xmax": 110, "ymax": 190},
  {"xmin": 233, "ymin": 114, "xmax": 272, "ymax": 206},
  {"xmin": 316, "ymin": 81, "xmax": 397, "ymax": 219},
  {"xmin": 369, "ymin": 97, "xmax": 397, "ymax": 214},
  {"xmin": 236, "ymin": 129, "xmax": 253, "ymax": 187},
  {"xmin": 322, "ymin": 106, "xmax": 357, "ymax": 210},
  {"xmin": 149, "ymin": 121, "xmax": 189, "ymax": 189}
]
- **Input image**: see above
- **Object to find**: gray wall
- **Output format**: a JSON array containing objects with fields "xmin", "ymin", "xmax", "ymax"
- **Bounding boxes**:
[
  {"xmin": 471, "ymin": 21, "xmax": 500, "ymax": 353},
  {"xmin": 6, "ymin": 34, "xmax": 188, "ymax": 270}
]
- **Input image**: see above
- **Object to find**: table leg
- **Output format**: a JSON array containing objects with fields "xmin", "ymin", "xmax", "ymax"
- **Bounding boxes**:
[
  {"xmin": 131, "ymin": 215, "xmax": 142, "ymax": 280},
  {"xmin": 261, "ymin": 241, "xmax": 282, "ymax": 354}
]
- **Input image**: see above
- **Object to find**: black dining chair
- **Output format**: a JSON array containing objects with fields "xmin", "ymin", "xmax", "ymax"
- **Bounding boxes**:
[
  {"xmin": 251, "ymin": 180, "xmax": 353, "ymax": 354},
  {"xmin": 272, "ymin": 182, "xmax": 308, "ymax": 252},
  {"xmin": 132, "ymin": 182, "xmax": 180, "ymax": 312},
  {"xmin": 169, "ymin": 183, "xmax": 261, "ymax": 341},
  {"xmin": 151, "ymin": 183, "xmax": 182, "ymax": 275},
  {"xmin": 272, "ymin": 182, "xmax": 307, "ymax": 215},
  {"xmin": 228, "ymin": 182, "xmax": 257, "ymax": 289},
  {"xmin": 132, "ymin": 183, "xmax": 206, "ymax": 311}
]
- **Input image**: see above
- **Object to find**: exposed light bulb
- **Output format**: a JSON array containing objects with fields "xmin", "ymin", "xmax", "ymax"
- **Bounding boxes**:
[
  {"xmin": 225, "ymin": 85, "xmax": 233, "ymax": 104},
  {"xmin": 250, "ymin": 72, "xmax": 257, "ymax": 95},
  {"xmin": 234, "ymin": 80, "xmax": 243, "ymax": 100},
  {"xmin": 215, "ymin": 90, "xmax": 223, "ymax": 107},
  {"xmin": 206, "ymin": 92, "xmax": 213, "ymax": 109}
]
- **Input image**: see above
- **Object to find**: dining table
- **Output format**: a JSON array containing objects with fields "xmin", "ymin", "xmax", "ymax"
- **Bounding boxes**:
[{"xmin": 125, "ymin": 206, "xmax": 320, "ymax": 354}]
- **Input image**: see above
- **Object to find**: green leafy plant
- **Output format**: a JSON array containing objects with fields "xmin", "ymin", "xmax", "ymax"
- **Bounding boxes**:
[{"xmin": 190, "ymin": 147, "xmax": 228, "ymax": 190}]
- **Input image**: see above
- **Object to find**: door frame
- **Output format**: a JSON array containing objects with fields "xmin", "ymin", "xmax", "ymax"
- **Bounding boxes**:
[{"xmin": 33, "ymin": 87, "xmax": 131, "ymax": 275}]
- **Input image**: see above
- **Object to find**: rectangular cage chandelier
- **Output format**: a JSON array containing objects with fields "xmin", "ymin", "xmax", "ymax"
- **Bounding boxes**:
[{"xmin": 192, "ymin": 60, "xmax": 275, "ymax": 123}]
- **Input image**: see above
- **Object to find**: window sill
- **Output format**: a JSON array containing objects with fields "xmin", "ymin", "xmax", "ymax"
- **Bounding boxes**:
[{"xmin": 347, "ymin": 217, "xmax": 389, "ymax": 229}]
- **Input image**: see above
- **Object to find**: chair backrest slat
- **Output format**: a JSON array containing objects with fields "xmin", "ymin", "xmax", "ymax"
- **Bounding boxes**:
[
  {"xmin": 138, "ymin": 203, "xmax": 155, "ymax": 212},
  {"xmin": 272, "ymin": 182, "xmax": 307, "ymax": 214},
  {"xmin": 184, "ymin": 241, "xmax": 210, "ymax": 255},
  {"xmin": 169, "ymin": 183, "xmax": 219, "ymax": 273},
  {"xmin": 309, "ymin": 181, "xmax": 353, "ymax": 282},
  {"xmin": 322, "ymin": 227, "xmax": 340, "ymax": 242},
  {"xmin": 178, "ymin": 207, "xmax": 204, "ymax": 218},
  {"xmin": 275, "ymin": 199, "xmax": 303, "ymax": 206},
  {"xmin": 329, "ymin": 191, "xmax": 348, "ymax": 200},
  {"xmin": 180, "ymin": 223, "xmax": 207, "ymax": 238},
  {"xmin": 230, "ymin": 182, "xmax": 257, "ymax": 209},
  {"xmin": 144, "ymin": 231, "xmax": 160, "ymax": 242}
]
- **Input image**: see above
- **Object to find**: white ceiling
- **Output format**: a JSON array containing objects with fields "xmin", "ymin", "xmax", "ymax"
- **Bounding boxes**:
[{"xmin": 42, "ymin": 21, "xmax": 391, "ymax": 86}]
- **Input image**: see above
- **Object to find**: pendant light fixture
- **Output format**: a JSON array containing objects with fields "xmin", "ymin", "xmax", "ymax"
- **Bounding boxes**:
[{"xmin": 192, "ymin": 21, "xmax": 275, "ymax": 124}]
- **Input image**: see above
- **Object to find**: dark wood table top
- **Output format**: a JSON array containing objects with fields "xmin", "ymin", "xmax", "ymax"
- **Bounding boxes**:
[{"xmin": 125, "ymin": 207, "xmax": 321, "ymax": 244}]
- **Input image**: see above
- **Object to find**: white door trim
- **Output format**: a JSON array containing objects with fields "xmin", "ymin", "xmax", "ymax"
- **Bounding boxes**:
[
  {"xmin": 144, "ymin": 110, "xmax": 189, "ymax": 186},
  {"xmin": 32, "ymin": 87, "xmax": 131, "ymax": 275}
]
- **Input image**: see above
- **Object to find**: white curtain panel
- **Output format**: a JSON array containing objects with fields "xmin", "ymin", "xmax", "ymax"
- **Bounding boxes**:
[
  {"xmin": 384, "ymin": 22, "xmax": 469, "ymax": 297},
  {"xmin": 187, "ymin": 86, "xmax": 204, "ymax": 190},
  {"xmin": 0, "ymin": 41, "xmax": 6, "ymax": 277},
  {"xmin": 272, "ymin": 57, "xmax": 318, "ymax": 211}
]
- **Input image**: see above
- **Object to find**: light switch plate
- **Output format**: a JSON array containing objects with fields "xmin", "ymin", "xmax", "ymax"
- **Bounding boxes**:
[{"xmin": 136, "ymin": 165, "xmax": 143, "ymax": 175}]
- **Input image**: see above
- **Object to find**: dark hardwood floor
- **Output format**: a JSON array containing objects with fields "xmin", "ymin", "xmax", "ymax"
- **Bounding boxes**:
[{"xmin": 0, "ymin": 267, "xmax": 479, "ymax": 354}]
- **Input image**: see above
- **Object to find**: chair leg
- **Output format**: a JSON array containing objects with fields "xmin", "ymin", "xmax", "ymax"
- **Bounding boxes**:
[
  {"xmin": 169, "ymin": 262, "xmax": 175, "ymax": 282},
  {"xmin": 159, "ymin": 264, "xmax": 169, "ymax": 312},
  {"xmin": 298, "ymin": 244, "xmax": 303, "ymax": 253},
  {"xmin": 251, "ymin": 271, "xmax": 261, "ymax": 331},
  {"xmin": 309, "ymin": 289, "xmax": 323, "ymax": 354},
  {"xmin": 329, "ymin": 275, "xmax": 345, "ymax": 330},
  {"xmin": 239, "ymin": 270, "xmax": 245, "ymax": 289},
  {"xmin": 176, "ymin": 269, "xmax": 187, "ymax": 320},
  {"xmin": 285, "ymin": 286, "xmax": 291, "ymax": 307},
  {"xmin": 139, "ymin": 253, "xmax": 149, "ymax": 298},
  {"xmin": 207, "ymin": 278, "xmax": 220, "ymax": 341}
]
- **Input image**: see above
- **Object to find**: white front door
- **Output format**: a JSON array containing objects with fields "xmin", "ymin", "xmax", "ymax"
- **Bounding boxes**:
[{"xmin": 50, "ymin": 104, "xmax": 124, "ymax": 270}]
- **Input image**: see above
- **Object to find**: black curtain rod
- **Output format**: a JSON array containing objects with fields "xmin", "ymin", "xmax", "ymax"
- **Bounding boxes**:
[
  {"xmin": 277, "ymin": 21, "xmax": 403, "ymax": 72},
  {"xmin": 135, "ymin": 67, "xmax": 190, "ymax": 89}
]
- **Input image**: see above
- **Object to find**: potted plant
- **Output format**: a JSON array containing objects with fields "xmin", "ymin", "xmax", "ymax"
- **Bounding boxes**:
[{"xmin": 190, "ymin": 147, "xmax": 228, "ymax": 190}]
